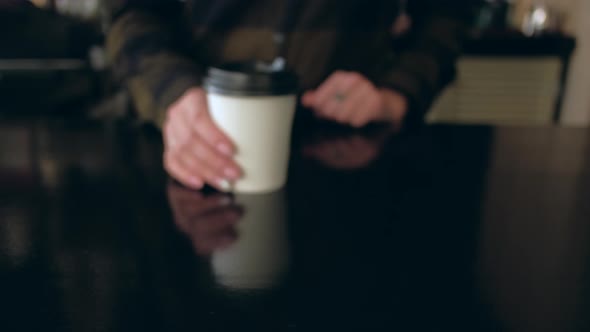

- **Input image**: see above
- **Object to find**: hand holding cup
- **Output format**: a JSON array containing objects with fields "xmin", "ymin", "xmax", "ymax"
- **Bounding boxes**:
[{"xmin": 163, "ymin": 88, "xmax": 242, "ymax": 192}]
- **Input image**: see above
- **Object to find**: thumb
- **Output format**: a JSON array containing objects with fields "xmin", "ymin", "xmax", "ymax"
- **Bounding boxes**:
[{"xmin": 301, "ymin": 91, "xmax": 316, "ymax": 107}]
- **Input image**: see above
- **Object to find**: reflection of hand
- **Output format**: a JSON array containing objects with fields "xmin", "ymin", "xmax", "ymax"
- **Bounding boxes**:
[
  {"xmin": 163, "ymin": 88, "xmax": 242, "ymax": 192},
  {"xmin": 167, "ymin": 182, "xmax": 243, "ymax": 255},
  {"xmin": 302, "ymin": 71, "xmax": 408, "ymax": 128},
  {"xmin": 303, "ymin": 135, "xmax": 383, "ymax": 170}
]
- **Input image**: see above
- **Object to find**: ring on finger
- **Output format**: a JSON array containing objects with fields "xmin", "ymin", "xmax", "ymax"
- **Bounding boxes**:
[{"xmin": 334, "ymin": 92, "xmax": 346, "ymax": 102}]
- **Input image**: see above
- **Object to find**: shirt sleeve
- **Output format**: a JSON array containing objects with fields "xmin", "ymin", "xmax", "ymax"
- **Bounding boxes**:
[
  {"xmin": 106, "ymin": 0, "xmax": 201, "ymax": 127},
  {"xmin": 380, "ymin": 0, "xmax": 477, "ymax": 122}
]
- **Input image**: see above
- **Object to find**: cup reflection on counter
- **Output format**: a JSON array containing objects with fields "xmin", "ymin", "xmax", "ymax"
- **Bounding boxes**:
[
  {"xmin": 167, "ymin": 183, "xmax": 290, "ymax": 291},
  {"xmin": 212, "ymin": 190, "xmax": 289, "ymax": 291}
]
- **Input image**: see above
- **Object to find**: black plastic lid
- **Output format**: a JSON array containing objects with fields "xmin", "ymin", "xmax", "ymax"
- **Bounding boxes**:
[{"xmin": 204, "ymin": 62, "xmax": 299, "ymax": 96}]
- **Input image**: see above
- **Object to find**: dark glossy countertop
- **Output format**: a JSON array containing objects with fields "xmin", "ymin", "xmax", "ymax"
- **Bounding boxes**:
[{"xmin": 0, "ymin": 114, "xmax": 589, "ymax": 332}]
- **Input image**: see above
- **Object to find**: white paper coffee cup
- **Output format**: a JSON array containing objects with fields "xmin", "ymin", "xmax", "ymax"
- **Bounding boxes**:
[{"xmin": 204, "ymin": 63, "xmax": 298, "ymax": 193}]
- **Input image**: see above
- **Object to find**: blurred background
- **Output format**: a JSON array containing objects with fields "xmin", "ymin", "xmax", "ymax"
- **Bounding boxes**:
[{"xmin": 0, "ymin": 0, "xmax": 588, "ymax": 126}]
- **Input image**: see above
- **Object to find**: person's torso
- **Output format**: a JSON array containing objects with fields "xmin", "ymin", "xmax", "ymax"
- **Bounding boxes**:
[{"xmin": 184, "ymin": 0, "xmax": 401, "ymax": 88}]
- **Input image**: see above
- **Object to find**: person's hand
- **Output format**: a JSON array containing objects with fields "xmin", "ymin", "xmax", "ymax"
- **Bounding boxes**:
[
  {"xmin": 302, "ymin": 71, "xmax": 408, "ymax": 128},
  {"xmin": 167, "ymin": 182, "xmax": 243, "ymax": 255},
  {"xmin": 163, "ymin": 88, "xmax": 242, "ymax": 191}
]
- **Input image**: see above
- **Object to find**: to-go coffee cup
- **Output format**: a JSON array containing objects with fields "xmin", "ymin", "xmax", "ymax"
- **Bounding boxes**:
[{"xmin": 204, "ymin": 62, "xmax": 298, "ymax": 193}]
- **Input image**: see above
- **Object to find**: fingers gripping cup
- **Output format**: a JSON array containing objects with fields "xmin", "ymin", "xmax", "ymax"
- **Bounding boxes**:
[{"xmin": 204, "ymin": 63, "xmax": 299, "ymax": 193}]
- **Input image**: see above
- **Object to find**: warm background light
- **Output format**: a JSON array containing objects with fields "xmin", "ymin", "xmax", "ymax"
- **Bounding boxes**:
[{"xmin": 29, "ymin": 0, "xmax": 49, "ymax": 8}]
